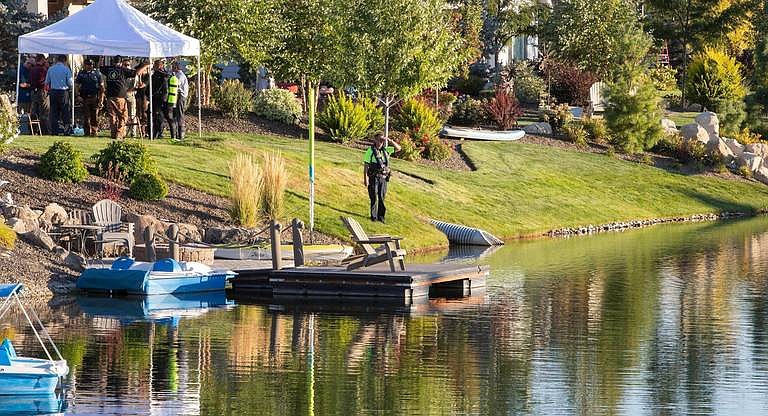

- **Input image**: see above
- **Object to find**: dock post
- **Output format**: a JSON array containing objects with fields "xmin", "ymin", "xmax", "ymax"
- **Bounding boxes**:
[
  {"xmin": 270, "ymin": 220, "xmax": 282, "ymax": 270},
  {"xmin": 167, "ymin": 224, "xmax": 180, "ymax": 261},
  {"xmin": 144, "ymin": 226, "xmax": 156, "ymax": 262},
  {"xmin": 291, "ymin": 218, "xmax": 304, "ymax": 267}
]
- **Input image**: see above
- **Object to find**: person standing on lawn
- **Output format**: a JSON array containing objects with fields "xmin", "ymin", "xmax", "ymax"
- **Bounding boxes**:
[
  {"xmin": 75, "ymin": 59, "xmax": 104, "ymax": 136},
  {"xmin": 44, "ymin": 54, "xmax": 73, "ymax": 136},
  {"xmin": 17, "ymin": 56, "xmax": 34, "ymax": 115},
  {"xmin": 100, "ymin": 55, "xmax": 147, "ymax": 139},
  {"xmin": 29, "ymin": 54, "xmax": 49, "ymax": 134},
  {"xmin": 123, "ymin": 58, "xmax": 139, "ymax": 137},
  {"xmin": 171, "ymin": 61, "xmax": 188, "ymax": 140},
  {"xmin": 149, "ymin": 58, "xmax": 171, "ymax": 139},
  {"xmin": 363, "ymin": 133, "xmax": 401, "ymax": 223}
]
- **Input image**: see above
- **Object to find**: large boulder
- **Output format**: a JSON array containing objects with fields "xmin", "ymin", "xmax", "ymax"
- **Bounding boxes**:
[
  {"xmin": 680, "ymin": 123, "xmax": 710, "ymax": 144},
  {"xmin": 660, "ymin": 118, "xmax": 677, "ymax": 133},
  {"xmin": 709, "ymin": 137, "xmax": 736, "ymax": 162},
  {"xmin": 176, "ymin": 223, "xmax": 202, "ymax": 244},
  {"xmin": 695, "ymin": 111, "xmax": 719, "ymax": 138},
  {"xmin": 0, "ymin": 193, "xmax": 13, "ymax": 208},
  {"xmin": 522, "ymin": 122, "xmax": 553, "ymax": 136},
  {"xmin": 738, "ymin": 152, "xmax": 763, "ymax": 172},
  {"xmin": 745, "ymin": 143, "xmax": 768, "ymax": 159},
  {"xmin": 755, "ymin": 165, "xmax": 768, "ymax": 185},
  {"xmin": 134, "ymin": 214, "xmax": 167, "ymax": 245},
  {"xmin": 6, "ymin": 218, "xmax": 29, "ymax": 234},
  {"xmin": 22, "ymin": 228, "xmax": 56, "ymax": 251},
  {"xmin": 41, "ymin": 203, "xmax": 68, "ymax": 226},
  {"xmin": 203, "ymin": 227, "xmax": 251, "ymax": 244},
  {"xmin": 54, "ymin": 247, "xmax": 85, "ymax": 272},
  {"xmin": 724, "ymin": 138, "xmax": 745, "ymax": 158}
]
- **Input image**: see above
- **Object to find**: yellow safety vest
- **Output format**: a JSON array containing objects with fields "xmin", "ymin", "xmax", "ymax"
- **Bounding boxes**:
[{"xmin": 167, "ymin": 75, "xmax": 178, "ymax": 105}]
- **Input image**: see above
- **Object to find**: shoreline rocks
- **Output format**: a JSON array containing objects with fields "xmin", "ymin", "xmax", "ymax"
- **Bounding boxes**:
[{"xmin": 545, "ymin": 212, "xmax": 746, "ymax": 238}]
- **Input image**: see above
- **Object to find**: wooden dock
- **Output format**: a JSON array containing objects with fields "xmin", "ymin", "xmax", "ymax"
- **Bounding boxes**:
[{"xmin": 229, "ymin": 263, "xmax": 488, "ymax": 301}]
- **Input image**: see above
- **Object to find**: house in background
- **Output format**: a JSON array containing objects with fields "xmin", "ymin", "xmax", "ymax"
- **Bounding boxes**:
[{"xmin": 26, "ymin": 0, "xmax": 95, "ymax": 18}]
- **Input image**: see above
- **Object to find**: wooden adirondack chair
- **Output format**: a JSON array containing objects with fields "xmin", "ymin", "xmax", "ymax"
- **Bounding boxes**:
[
  {"xmin": 92, "ymin": 199, "xmax": 134, "ymax": 257},
  {"xmin": 340, "ymin": 216, "xmax": 406, "ymax": 272}
]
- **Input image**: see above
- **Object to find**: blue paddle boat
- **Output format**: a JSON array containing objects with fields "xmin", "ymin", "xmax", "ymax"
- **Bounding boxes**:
[
  {"xmin": 75, "ymin": 291, "xmax": 232, "ymax": 324},
  {"xmin": 76, "ymin": 257, "xmax": 236, "ymax": 295},
  {"xmin": 0, "ymin": 283, "xmax": 69, "ymax": 395}
]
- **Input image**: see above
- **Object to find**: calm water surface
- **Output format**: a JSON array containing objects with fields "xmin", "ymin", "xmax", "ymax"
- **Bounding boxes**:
[{"xmin": 4, "ymin": 218, "xmax": 768, "ymax": 415}]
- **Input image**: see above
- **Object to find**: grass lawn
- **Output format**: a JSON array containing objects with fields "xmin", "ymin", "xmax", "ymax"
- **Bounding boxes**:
[
  {"xmin": 664, "ymin": 111, "xmax": 699, "ymax": 127},
  {"xmin": 12, "ymin": 133, "xmax": 768, "ymax": 249}
]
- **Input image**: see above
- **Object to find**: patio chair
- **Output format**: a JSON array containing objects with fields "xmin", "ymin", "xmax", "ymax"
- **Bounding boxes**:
[
  {"xmin": 340, "ymin": 216, "xmax": 406, "ymax": 272},
  {"xmin": 92, "ymin": 199, "xmax": 134, "ymax": 257}
]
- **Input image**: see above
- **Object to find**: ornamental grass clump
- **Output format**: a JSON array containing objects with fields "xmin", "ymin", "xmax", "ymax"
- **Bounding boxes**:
[
  {"xmin": 39, "ymin": 141, "xmax": 88, "ymax": 183},
  {"xmin": 0, "ymin": 222, "xmax": 17, "ymax": 250},
  {"xmin": 228, "ymin": 154, "xmax": 261, "ymax": 228},
  {"xmin": 260, "ymin": 152, "xmax": 287, "ymax": 221}
]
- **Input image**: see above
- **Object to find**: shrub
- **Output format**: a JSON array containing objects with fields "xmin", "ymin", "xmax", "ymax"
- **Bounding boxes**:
[
  {"xmin": 0, "ymin": 223, "xmax": 16, "ymax": 250},
  {"xmin": 485, "ymin": 88, "xmax": 523, "ymax": 130},
  {"xmin": 640, "ymin": 154, "xmax": 654, "ymax": 166},
  {"xmin": 582, "ymin": 117, "xmax": 609, "ymax": 144},
  {"xmin": 738, "ymin": 165, "xmax": 753, "ymax": 178},
  {"xmin": 0, "ymin": 100, "xmax": 18, "ymax": 145},
  {"xmin": 128, "ymin": 172, "xmax": 168, "ymax": 201},
  {"xmin": 213, "ymin": 80, "xmax": 253, "ymax": 119},
  {"xmin": 745, "ymin": 92, "xmax": 768, "ymax": 138},
  {"xmin": 542, "ymin": 60, "xmax": 598, "ymax": 106},
  {"xmin": 652, "ymin": 132, "xmax": 684, "ymax": 158},
  {"xmin": 260, "ymin": 152, "xmax": 287, "ymax": 221},
  {"xmin": 438, "ymin": 92, "xmax": 458, "ymax": 120},
  {"xmin": 686, "ymin": 48, "xmax": 747, "ymax": 111},
  {"xmin": 394, "ymin": 98, "xmax": 442, "ymax": 136},
  {"xmin": 422, "ymin": 136, "xmax": 452, "ymax": 162},
  {"xmin": 253, "ymin": 88, "xmax": 302, "ymax": 125},
  {"xmin": 732, "ymin": 127, "xmax": 762, "ymax": 145},
  {"xmin": 604, "ymin": 73, "xmax": 663, "ymax": 153},
  {"xmin": 453, "ymin": 75, "xmax": 487, "ymax": 96},
  {"xmin": 391, "ymin": 131, "xmax": 421, "ymax": 161},
  {"xmin": 92, "ymin": 140, "xmax": 155, "ymax": 182},
  {"xmin": 360, "ymin": 95, "xmax": 384, "ymax": 134},
  {"xmin": 648, "ymin": 66, "xmax": 681, "ymax": 108},
  {"xmin": 680, "ymin": 140, "xmax": 708, "ymax": 166},
  {"xmin": 449, "ymin": 96, "xmax": 487, "ymax": 126},
  {"xmin": 318, "ymin": 93, "xmax": 370, "ymax": 143},
  {"xmin": 540, "ymin": 103, "xmax": 572, "ymax": 133},
  {"xmin": 100, "ymin": 162, "xmax": 126, "ymax": 202},
  {"xmin": 228, "ymin": 154, "xmax": 260, "ymax": 228},
  {"xmin": 39, "ymin": 141, "xmax": 88, "ymax": 183},
  {"xmin": 715, "ymin": 98, "xmax": 746, "ymax": 137},
  {"xmin": 508, "ymin": 61, "xmax": 546, "ymax": 104},
  {"xmin": 561, "ymin": 122, "xmax": 587, "ymax": 147}
]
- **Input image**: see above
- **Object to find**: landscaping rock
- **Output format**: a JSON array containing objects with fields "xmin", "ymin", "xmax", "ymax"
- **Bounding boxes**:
[
  {"xmin": 695, "ymin": 111, "xmax": 719, "ymax": 138},
  {"xmin": 134, "ymin": 214, "xmax": 167, "ymax": 245},
  {"xmin": 522, "ymin": 122, "xmax": 553, "ymax": 136},
  {"xmin": 755, "ymin": 165, "xmax": 768, "ymax": 185},
  {"xmin": 6, "ymin": 217, "xmax": 28, "ymax": 234},
  {"xmin": 745, "ymin": 143, "xmax": 768, "ymax": 159},
  {"xmin": 686, "ymin": 103, "xmax": 704, "ymax": 112},
  {"xmin": 724, "ymin": 138, "xmax": 745, "ymax": 158},
  {"xmin": 41, "ymin": 203, "xmax": 68, "ymax": 226},
  {"xmin": 680, "ymin": 123, "xmax": 710, "ymax": 144},
  {"xmin": 54, "ymin": 247, "xmax": 85, "ymax": 272},
  {"xmin": 709, "ymin": 137, "xmax": 735, "ymax": 162},
  {"xmin": 21, "ymin": 228, "xmax": 56, "ymax": 251},
  {"xmin": 661, "ymin": 118, "xmax": 677, "ymax": 133},
  {"xmin": 0, "ymin": 193, "xmax": 13, "ymax": 208},
  {"xmin": 204, "ymin": 227, "xmax": 252, "ymax": 244},
  {"xmin": 738, "ymin": 152, "xmax": 763, "ymax": 172},
  {"xmin": 177, "ymin": 223, "xmax": 202, "ymax": 243}
]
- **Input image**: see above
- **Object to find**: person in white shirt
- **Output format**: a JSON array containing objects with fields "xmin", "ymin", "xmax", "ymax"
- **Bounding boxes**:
[{"xmin": 171, "ymin": 61, "xmax": 189, "ymax": 140}]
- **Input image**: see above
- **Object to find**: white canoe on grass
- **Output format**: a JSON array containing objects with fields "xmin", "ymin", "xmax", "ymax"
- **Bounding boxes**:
[
  {"xmin": 440, "ymin": 126, "xmax": 526, "ymax": 141},
  {"xmin": 430, "ymin": 219, "xmax": 504, "ymax": 246}
]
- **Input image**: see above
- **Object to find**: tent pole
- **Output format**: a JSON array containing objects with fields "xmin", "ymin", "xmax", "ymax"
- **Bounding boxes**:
[
  {"xmin": 149, "ymin": 63, "xmax": 154, "ymax": 140},
  {"xmin": 70, "ymin": 54, "xmax": 75, "ymax": 128},
  {"xmin": 197, "ymin": 55, "xmax": 201, "ymax": 138},
  {"xmin": 15, "ymin": 54, "xmax": 21, "ymax": 114}
]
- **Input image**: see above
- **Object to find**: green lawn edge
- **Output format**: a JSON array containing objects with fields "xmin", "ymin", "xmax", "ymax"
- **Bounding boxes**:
[{"xmin": 12, "ymin": 132, "xmax": 768, "ymax": 249}]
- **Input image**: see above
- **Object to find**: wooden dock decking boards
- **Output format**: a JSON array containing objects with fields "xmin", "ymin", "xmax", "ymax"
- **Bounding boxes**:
[{"xmin": 229, "ymin": 263, "xmax": 489, "ymax": 301}]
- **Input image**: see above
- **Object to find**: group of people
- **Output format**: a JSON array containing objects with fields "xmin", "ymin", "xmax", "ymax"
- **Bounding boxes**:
[{"xmin": 18, "ymin": 54, "xmax": 188, "ymax": 140}]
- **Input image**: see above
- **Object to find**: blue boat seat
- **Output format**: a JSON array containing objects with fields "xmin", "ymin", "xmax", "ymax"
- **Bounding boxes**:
[
  {"xmin": 0, "ymin": 339, "xmax": 16, "ymax": 358},
  {"xmin": 0, "ymin": 347, "xmax": 12, "ymax": 366},
  {"xmin": 152, "ymin": 258, "xmax": 182, "ymax": 272},
  {"xmin": 111, "ymin": 256, "xmax": 136, "ymax": 270}
]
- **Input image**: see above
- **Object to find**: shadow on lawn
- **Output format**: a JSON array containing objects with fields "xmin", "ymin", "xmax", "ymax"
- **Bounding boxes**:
[{"xmin": 682, "ymin": 189, "xmax": 764, "ymax": 214}]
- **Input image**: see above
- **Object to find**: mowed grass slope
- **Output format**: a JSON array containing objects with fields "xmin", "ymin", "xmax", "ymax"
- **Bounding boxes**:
[{"xmin": 13, "ymin": 133, "xmax": 768, "ymax": 248}]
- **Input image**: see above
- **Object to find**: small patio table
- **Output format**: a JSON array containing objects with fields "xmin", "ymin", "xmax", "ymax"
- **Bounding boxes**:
[{"xmin": 58, "ymin": 224, "xmax": 105, "ymax": 256}]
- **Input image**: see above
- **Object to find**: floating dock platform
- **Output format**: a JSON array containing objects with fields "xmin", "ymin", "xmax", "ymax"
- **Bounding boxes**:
[{"xmin": 229, "ymin": 263, "xmax": 489, "ymax": 301}]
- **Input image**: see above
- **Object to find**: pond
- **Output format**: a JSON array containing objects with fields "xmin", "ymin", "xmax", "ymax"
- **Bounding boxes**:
[{"xmin": 3, "ymin": 217, "xmax": 768, "ymax": 415}]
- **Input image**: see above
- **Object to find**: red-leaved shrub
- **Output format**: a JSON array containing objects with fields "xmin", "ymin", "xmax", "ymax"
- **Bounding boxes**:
[
  {"xmin": 542, "ymin": 59, "xmax": 598, "ymax": 106},
  {"xmin": 485, "ymin": 88, "xmax": 523, "ymax": 130}
]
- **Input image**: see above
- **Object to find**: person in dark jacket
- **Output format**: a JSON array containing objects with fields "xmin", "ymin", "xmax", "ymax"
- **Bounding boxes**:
[
  {"xmin": 363, "ymin": 133, "xmax": 401, "ymax": 223},
  {"xmin": 17, "ymin": 56, "xmax": 34, "ymax": 115},
  {"xmin": 148, "ymin": 58, "xmax": 171, "ymax": 139},
  {"xmin": 100, "ymin": 55, "xmax": 148, "ymax": 139},
  {"xmin": 28, "ymin": 54, "xmax": 49, "ymax": 134},
  {"xmin": 75, "ymin": 59, "xmax": 104, "ymax": 136}
]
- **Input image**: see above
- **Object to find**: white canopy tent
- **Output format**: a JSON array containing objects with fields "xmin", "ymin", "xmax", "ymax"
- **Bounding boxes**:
[{"xmin": 16, "ymin": 0, "xmax": 202, "ymax": 138}]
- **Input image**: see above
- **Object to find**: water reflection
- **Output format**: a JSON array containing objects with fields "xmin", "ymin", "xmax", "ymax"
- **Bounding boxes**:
[{"xmin": 2, "ymin": 218, "xmax": 768, "ymax": 414}]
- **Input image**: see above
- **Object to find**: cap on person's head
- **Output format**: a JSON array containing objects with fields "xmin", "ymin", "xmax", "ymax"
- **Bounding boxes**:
[
  {"xmin": 84, "ymin": 59, "xmax": 93, "ymax": 66},
  {"xmin": 35, "ymin": 54, "xmax": 45, "ymax": 61},
  {"xmin": 171, "ymin": 61, "xmax": 181, "ymax": 70},
  {"xmin": 114, "ymin": 55, "xmax": 122, "ymax": 62},
  {"xmin": 141, "ymin": 58, "xmax": 150, "ymax": 65},
  {"xmin": 57, "ymin": 54, "xmax": 67, "ymax": 62}
]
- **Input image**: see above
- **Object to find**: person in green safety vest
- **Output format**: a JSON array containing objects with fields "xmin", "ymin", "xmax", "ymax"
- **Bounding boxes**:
[
  {"xmin": 164, "ymin": 67, "xmax": 179, "ymax": 140},
  {"xmin": 363, "ymin": 133, "xmax": 401, "ymax": 223}
]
